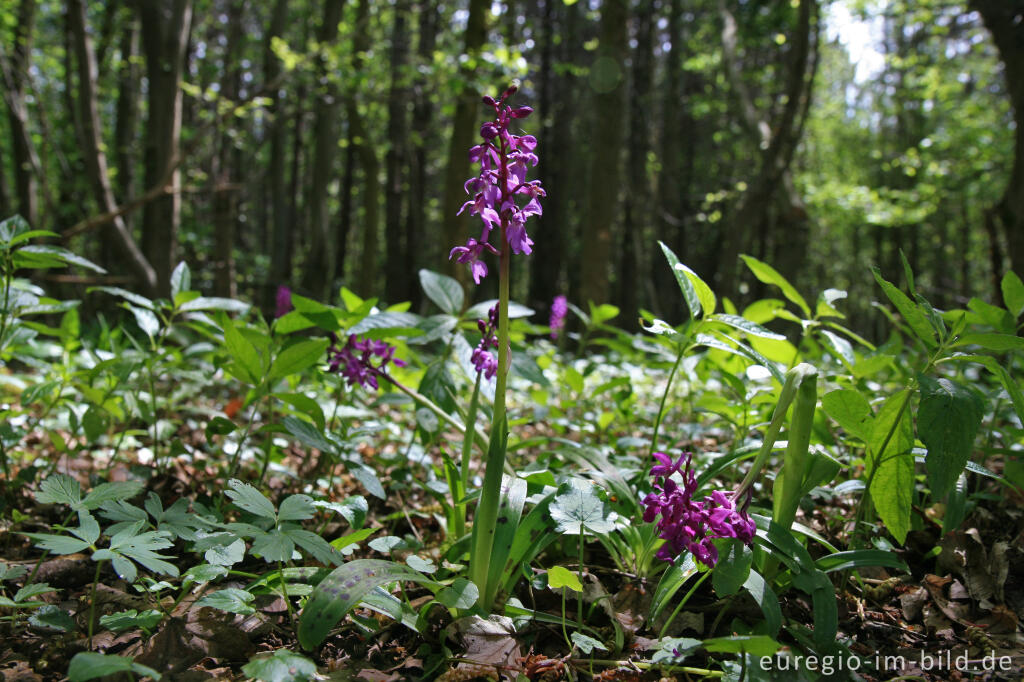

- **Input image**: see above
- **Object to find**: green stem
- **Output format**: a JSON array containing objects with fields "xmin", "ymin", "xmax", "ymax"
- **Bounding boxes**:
[
  {"xmin": 227, "ymin": 394, "xmax": 262, "ymax": 480},
  {"xmin": 577, "ymin": 532, "xmax": 585, "ymax": 628},
  {"xmin": 454, "ymin": 372, "xmax": 484, "ymax": 539},
  {"xmin": 278, "ymin": 562, "xmax": 295, "ymax": 624},
  {"xmin": 88, "ymin": 560, "xmax": 103, "ymax": 648},
  {"xmin": 649, "ymin": 345, "xmax": 685, "ymax": 459},
  {"xmin": 469, "ymin": 217, "xmax": 512, "ymax": 609},
  {"xmin": 659, "ymin": 570, "xmax": 709, "ymax": 639},
  {"xmin": 385, "ymin": 376, "xmax": 488, "ymax": 452}
]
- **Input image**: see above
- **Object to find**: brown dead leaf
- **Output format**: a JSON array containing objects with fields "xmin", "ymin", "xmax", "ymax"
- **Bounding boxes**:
[
  {"xmin": 937, "ymin": 530, "xmax": 999, "ymax": 602},
  {"xmin": 899, "ymin": 586, "xmax": 928, "ymax": 622},
  {"xmin": 0, "ymin": 660, "xmax": 41, "ymax": 682},
  {"xmin": 922, "ymin": 574, "xmax": 971, "ymax": 624},
  {"xmin": 448, "ymin": 615, "xmax": 521, "ymax": 681}
]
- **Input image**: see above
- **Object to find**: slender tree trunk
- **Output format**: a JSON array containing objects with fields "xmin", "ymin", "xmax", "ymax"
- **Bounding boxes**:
[
  {"xmin": 352, "ymin": 0, "xmax": 381, "ymax": 295},
  {"xmin": 440, "ymin": 0, "xmax": 487, "ymax": 282},
  {"xmin": 581, "ymin": 0, "xmax": 628, "ymax": 306},
  {"xmin": 384, "ymin": 0, "xmax": 411, "ymax": 304},
  {"xmin": 212, "ymin": 0, "xmax": 246, "ymax": 298},
  {"xmin": 68, "ymin": 0, "xmax": 157, "ymax": 291},
  {"xmin": 407, "ymin": 0, "xmax": 439, "ymax": 311},
  {"xmin": 3, "ymin": 0, "xmax": 39, "ymax": 228},
  {"xmin": 973, "ymin": 0, "xmax": 1024, "ymax": 284},
  {"xmin": 137, "ymin": 0, "xmax": 193, "ymax": 297},
  {"xmin": 114, "ymin": 8, "xmax": 140, "ymax": 213},
  {"xmin": 619, "ymin": 0, "xmax": 654, "ymax": 328},
  {"xmin": 301, "ymin": 0, "xmax": 345, "ymax": 299},
  {"xmin": 264, "ymin": 0, "xmax": 291, "ymax": 306}
]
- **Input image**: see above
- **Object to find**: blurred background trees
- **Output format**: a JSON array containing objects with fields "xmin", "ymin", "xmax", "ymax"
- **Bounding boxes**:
[{"xmin": 0, "ymin": 0, "xmax": 1016, "ymax": 333}]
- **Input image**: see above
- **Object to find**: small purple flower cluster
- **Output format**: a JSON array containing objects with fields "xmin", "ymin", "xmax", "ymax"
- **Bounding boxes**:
[
  {"xmin": 641, "ymin": 452, "xmax": 756, "ymax": 568},
  {"xmin": 275, "ymin": 285, "xmax": 293, "ymax": 319},
  {"xmin": 327, "ymin": 334, "xmax": 406, "ymax": 390},
  {"xmin": 450, "ymin": 84, "xmax": 545, "ymax": 284},
  {"xmin": 472, "ymin": 304, "xmax": 499, "ymax": 380},
  {"xmin": 549, "ymin": 295, "xmax": 568, "ymax": 340}
]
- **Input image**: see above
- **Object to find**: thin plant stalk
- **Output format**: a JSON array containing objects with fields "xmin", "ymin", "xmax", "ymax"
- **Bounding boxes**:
[{"xmin": 648, "ymin": 345, "xmax": 685, "ymax": 460}]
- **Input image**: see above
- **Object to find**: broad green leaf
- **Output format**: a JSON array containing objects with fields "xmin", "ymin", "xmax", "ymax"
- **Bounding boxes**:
[
  {"xmin": 872, "ymin": 268, "xmax": 937, "ymax": 348},
  {"xmin": 88, "ymin": 286, "xmax": 155, "ymax": 310},
  {"xmin": 348, "ymin": 312, "xmax": 422, "ymax": 339},
  {"xmin": 368, "ymin": 536, "xmax": 407, "ymax": 554},
  {"xmin": 67, "ymin": 652, "xmax": 161, "ymax": 682},
  {"xmin": 283, "ymin": 416, "xmax": 336, "ymax": 454},
  {"xmin": 179, "ymin": 297, "xmax": 250, "ymax": 313},
  {"xmin": 274, "ymin": 393, "xmax": 326, "ymax": 431},
  {"xmin": 821, "ymin": 389, "xmax": 873, "ymax": 442},
  {"xmin": 405, "ymin": 555, "xmax": 436, "ymax": 574},
  {"xmin": 651, "ymin": 637, "xmax": 702, "ymax": 664},
  {"xmin": 13, "ymin": 582, "xmax": 56, "ymax": 602},
  {"xmin": 650, "ymin": 557, "xmax": 698, "ymax": 621},
  {"xmin": 250, "ymin": 530, "xmax": 295, "ymax": 562},
  {"xmin": 127, "ymin": 305, "xmax": 160, "ymax": 339},
  {"xmin": 917, "ymin": 376, "xmax": 984, "ymax": 498},
  {"xmin": 242, "ymin": 650, "xmax": 318, "ymax": 682},
  {"xmin": 222, "ymin": 317, "xmax": 263, "ymax": 384},
  {"xmin": 269, "ymin": 338, "xmax": 330, "ymax": 381},
  {"xmin": 547, "ymin": 565, "xmax": 583, "ymax": 592},
  {"xmin": 819, "ymin": 329, "xmax": 855, "ymax": 366},
  {"xmin": 742, "ymin": 571, "xmax": 781, "ymax": 635},
  {"xmin": 1001, "ymin": 270, "xmax": 1024, "ymax": 318},
  {"xmin": 349, "ymin": 463, "xmax": 386, "ymax": 500},
  {"xmin": 868, "ymin": 390, "xmax": 914, "ymax": 544},
  {"xmin": 315, "ymin": 496, "xmax": 368, "ymax": 529},
  {"xmin": 712, "ymin": 540, "xmax": 752, "ymax": 596},
  {"xmin": 570, "ymin": 631, "xmax": 607, "ymax": 654},
  {"xmin": 953, "ymin": 333, "xmax": 1024, "ymax": 351},
  {"xmin": 29, "ymin": 604, "xmax": 77, "ymax": 632},
  {"xmin": 710, "ymin": 313, "xmax": 784, "ymax": 340},
  {"xmin": 703, "ymin": 635, "xmax": 781, "ymax": 657},
  {"xmin": 741, "ymin": 254, "xmax": 810, "ymax": 317},
  {"xmin": 418, "ymin": 269, "xmax": 464, "ymax": 315},
  {"xmin": 549, "ymin": 482, "xmax": 614, "ymax": 535},
  {"xmin": 436, "ymin": 578, "xmax": 479, "ymax": 609},
  {"xmin": 170, "ymin": 261, "xmax": 191, "ymax": 298},
  {"xmin": 297, "ymin": 559, "xmax": 437, "ymax": 650},
  {"xmin": 197, "ymin": 588, "xmax": 257, "ymax": 615},
  {"xmin": 100, "ymin": 609, "xmax": 162, "ymax": 633},
  {"xmin": 19, "ymin": 245, "xmax": 106, "ymax": 273},
  {"xmin": 183, "ymin": 563, "xmax": 229, "ymax": 584},
  {"xmin": 226, "ymin": 479, "xmax": 278, "ymax": 520},
  {"xmin": 659, "ymin": 241, "xmax": 702, "ymax": 319}
]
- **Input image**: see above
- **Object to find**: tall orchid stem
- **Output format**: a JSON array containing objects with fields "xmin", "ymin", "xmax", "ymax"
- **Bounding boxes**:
[{"xmin": 469, "ymin": 221, "xmax": 512, "ymax": 608}]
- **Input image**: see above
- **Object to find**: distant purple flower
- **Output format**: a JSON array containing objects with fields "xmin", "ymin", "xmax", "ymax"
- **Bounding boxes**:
[
  {"xmin": 549, "ymin": 295, "xmax": 568, "ymax": 340},
  {"xmin": 450, "ymin": 83, "xmax": 546, "ymax": 283},
  {"xmin": 275, "ymin": 286, "xmax": 293, "ymax": 319},
  {"xmin": 472, "ymin": 304, "xmax": 500, "ymax": 380},
  {"xmin": 641, "ymin": 452, "xmax": 756, "ymax": 568},
  {"xmin": 327, "ymin": 334, "xmax": 406, "ymax": 391}
]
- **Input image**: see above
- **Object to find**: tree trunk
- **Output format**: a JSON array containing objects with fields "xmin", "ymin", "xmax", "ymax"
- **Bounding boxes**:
[
  {"xmin": 300, "ymin": 0, "xmax": 345, "ymax": 299},
  {"xmin": 619, "ymin": 0, "xmax": 654, "ymax": 328},
  {"xmin": 3, "ymin": 0, "xmax": 39, "ymax": 228},
  {"xmin": 137, "ymin": 0, "xmax": 193, "ymax": 297},
  {"xmin": 212, "ymin": 0, "xmax": 246, "ymax": 299},
  {"xmin": 384, "ymin": 0, "xmax": 411, "ymax": 304},
  {"xmin": 264, "ymin": 0, "xmax": 291, "ymax": 307},
  {"xmin": 68, "ymin": 0, "xmax": 157, "ymax": 291},
  {"xmin": 407, "ymin": 0, "xmax": 439, "ymax": 311},
  {"xmin": 580, "ymin": 0, "xmax": 628, "ymax": 307},
  {"xmin": 440, "ymin": 0, "xmax": 487, "ymax": 282},
  {"xmin": 973, "ymin": 0, "xmax": 1024, "ymax": 283},
  {"xmin": 352, "ymin": 0, "xmax": 381, "ymax": 296}
]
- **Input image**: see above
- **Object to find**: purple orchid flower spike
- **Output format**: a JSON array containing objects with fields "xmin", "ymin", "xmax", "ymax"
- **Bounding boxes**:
[
  {"xmin": 327, "ymin": 334, "xmax": 406, "ymax": 391},
  {"xmin": 449, "ymin": 84, "xmax": 545, "ymax": 283},
  {"xmin": 641, "ymin": 451, "xmax": 756, "ymax": 568}
]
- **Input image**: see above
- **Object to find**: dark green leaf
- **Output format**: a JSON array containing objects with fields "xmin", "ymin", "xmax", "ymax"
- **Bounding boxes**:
[
  {"xmin": 242, "ymin": 650, "xmax": 318, "ymax": 682},
  {"xmin": 918, "ymin": 376, "xmax": 984, "ymax": 498},
  {"xmin": 418, "ymin": 269, "xmax": 464, "ymax": 315},
  {"xmin": 197, "ymin": 588, "xmax": 256, "ymax": 615}
]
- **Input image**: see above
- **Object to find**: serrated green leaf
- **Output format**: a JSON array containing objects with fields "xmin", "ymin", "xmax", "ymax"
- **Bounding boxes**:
[
  {"xmin": 284, "ymin": 527, "xmax": 341, "ymax": 565},
  {"xmin": 13, "ymin": 582, "xmax": 56, "ymax": 603},
  {"xmin": 918, "ymin": 376, "xmax": 985, "ymax": 499},
  {"xmin": 250, "ymin": 530, "xmax": 295, "ymax": 562},
  {"xmin": 226, "ymin": 479, "xmax": 277, "ymax": 520},
  {"xmin": 83, "ymin": 481, "xmax": 144, "ymax": 509},
  {"xmin": 283, "ymin": 416, "xmax": 335, "ymax": 454},
  {"xmin": 100, "ymin": 608, "xmax": 162, "ymax": 633},
  {"xmin": 297, "ymin": 559, "xmax": 438, "ymax": 650},
  {"xmin": 29, "ymin": 604, "xmax": 77, "ymax": 632},
  {"xmin": 22, "ymin": 533, "xmax": 91, "ymax": 555},
  {"xmin": 315, "ymin": 496, "xmax": 367, "ymax": 529},
  {"xmin": 36, "ymin": 474, "xmax": 82, "ymax": 508},
  {"xmin": 278, "ymin": 494, "xmax": 316, "ymax": 522}
]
